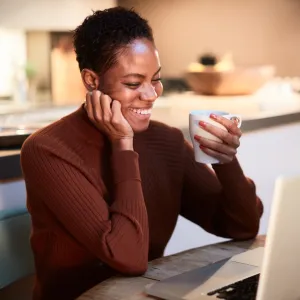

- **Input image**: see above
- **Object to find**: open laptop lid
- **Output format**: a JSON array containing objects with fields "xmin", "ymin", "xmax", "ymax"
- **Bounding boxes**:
[{"xmin": 256, "ymin": 175, "xmax": 300, "ymax": 300}]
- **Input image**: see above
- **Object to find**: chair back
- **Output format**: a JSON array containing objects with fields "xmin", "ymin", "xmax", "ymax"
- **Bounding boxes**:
[{"xmin": 0, "ymin": 190, "xmax": 35, "ymax": 300}]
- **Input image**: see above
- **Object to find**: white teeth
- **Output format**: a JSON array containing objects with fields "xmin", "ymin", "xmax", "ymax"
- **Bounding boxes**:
[{"xmin": 130, "ymin": 108, "xmax": 152, "ymax": 115}]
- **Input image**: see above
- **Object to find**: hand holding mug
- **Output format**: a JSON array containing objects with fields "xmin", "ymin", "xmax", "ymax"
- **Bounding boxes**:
[
  {"xmin": 85, "ymin": 90, "xmax": 134, "ymax": 150},
  {"xmin": 189, "ymin": 110, "xmax": 242, "ymax": 164},
  {"xmin": 194, "ymin": 114, "xmax": 242, "ymax": 164}
]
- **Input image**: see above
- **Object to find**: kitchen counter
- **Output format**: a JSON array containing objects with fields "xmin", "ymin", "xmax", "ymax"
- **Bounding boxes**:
[{"xmin": 1, "ymin": 86, "xmax": 300, "ymax": 180}]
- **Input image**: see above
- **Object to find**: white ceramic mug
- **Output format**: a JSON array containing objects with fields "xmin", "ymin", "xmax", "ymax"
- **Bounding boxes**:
[{"xmin": 189, "ymin": 110, "xmax": 242, "ymax": 164}]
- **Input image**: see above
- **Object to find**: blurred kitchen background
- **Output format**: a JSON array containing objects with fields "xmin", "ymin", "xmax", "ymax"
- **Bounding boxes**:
[
  {"xmin": 1, "ymin": 0, "xmax": 300, "ymax": 105},
  {"xmin": 1, "ymin": 0, "xmax": 300, "ymax": 255}
]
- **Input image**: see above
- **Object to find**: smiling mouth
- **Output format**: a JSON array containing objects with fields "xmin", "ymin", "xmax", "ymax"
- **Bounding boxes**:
[{"xmin": 129, "ymin": 108, "xmax": 152, "ymax": 116}]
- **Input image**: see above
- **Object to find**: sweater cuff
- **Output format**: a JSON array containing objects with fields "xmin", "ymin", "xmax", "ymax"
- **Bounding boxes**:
[
  {"xmin": 212, "ymin": 156, "xmax": 247, "ymax": 186},
  {"xmin": 111, "ymin": 151, "xmax": 141, "ymax": 184}
]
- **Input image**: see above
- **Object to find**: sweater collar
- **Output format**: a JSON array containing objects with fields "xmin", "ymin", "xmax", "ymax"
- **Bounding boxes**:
[{"xmin": 70, "ymin": 103, "xmax": 106, "ymax": 146}]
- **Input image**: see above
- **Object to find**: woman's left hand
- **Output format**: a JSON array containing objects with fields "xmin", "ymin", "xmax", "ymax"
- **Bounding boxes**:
[{"xmin": 194, "ymin": 114, "xmax": 242, "ymax": 164}]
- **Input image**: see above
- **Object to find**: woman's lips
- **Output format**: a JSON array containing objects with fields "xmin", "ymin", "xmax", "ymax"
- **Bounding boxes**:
[{"xmin": 128, "ymin": 108, "xmax": 152, "ymax": 120}]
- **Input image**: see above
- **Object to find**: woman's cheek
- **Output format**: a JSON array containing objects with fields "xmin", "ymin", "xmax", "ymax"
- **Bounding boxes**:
[
  {"xmin": 155, "ymin": 81, "xmax": 163, "ymax": 97},
  {"xmin": 109, "ymin": 88, "xmax": 137, "ymax": 105}
]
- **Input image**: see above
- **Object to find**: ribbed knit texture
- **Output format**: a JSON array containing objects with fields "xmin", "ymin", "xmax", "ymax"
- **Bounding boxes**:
[{"xmin": 20, "ymin": 104, "xmax": 263, "ymax": 300}]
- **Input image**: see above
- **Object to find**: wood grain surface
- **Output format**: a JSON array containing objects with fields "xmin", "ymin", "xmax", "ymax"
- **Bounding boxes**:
[{"xmin": 77, "ymin": 235, "xmax": 265, "ymax": 300}]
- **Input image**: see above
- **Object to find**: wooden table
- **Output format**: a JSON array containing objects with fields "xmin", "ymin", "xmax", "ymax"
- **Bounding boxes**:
[{"xmin": 77, "ymin": 235, "xmax": 265, "ymax": 300}]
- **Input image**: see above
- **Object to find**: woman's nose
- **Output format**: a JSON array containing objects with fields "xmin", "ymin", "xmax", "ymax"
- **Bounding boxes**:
[{"xmin": 139, "ymin": 85, "xmax": 158, "ymax": 102}]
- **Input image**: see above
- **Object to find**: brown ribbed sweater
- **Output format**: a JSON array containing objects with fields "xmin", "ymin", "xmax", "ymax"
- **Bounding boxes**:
[{"xmin": 20, "ymin": 105, "xmax": 263, "ymax": 300}]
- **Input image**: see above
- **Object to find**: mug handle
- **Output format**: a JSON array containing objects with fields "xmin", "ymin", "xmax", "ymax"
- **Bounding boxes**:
[{"xmin": 223, "ymin": 114, "xmax": 242, "ymax": 128}]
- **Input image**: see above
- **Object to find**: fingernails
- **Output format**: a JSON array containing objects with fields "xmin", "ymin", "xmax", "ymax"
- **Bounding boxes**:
[
  {"xmin": 200, "ymin": 145, "xmax": 205, "ymax": 150},
  {"xmin": 199, "ymin": 121, "xmax": 206, "ymax": 127},
  {"xmin": 210, "ymin": 113, "xmax": 218, "ymax": 119},
  {"xmin": 194, "ymin": 135, "xmax": 200, "ymax": 141}
]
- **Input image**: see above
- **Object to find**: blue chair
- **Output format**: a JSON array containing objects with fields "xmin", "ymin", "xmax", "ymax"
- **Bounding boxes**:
[{"xmin": 0, "ymin": 190, "xmax": 35, "ymax": 300}]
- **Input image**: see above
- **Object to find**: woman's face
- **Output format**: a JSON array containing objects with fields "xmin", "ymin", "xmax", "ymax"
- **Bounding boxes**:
[{"xmin": 99, "ymin": 38, "xmax": 163, "ymax": 133}]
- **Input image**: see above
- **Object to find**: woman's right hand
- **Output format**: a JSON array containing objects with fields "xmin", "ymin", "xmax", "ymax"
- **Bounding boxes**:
[{"xmin": 85, "ymin": 90, "xmax": 134, "ymax": 150}]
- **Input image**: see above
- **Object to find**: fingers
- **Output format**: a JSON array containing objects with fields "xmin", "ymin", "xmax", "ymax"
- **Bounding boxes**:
[
  {"xmin": 194, "ymin": 136, "xmax": 237, "ymax": 157},
  {"xmin": 210, "ymin": 114, "xmax": 242, "ymax": 138},
  {"xmin": 194, "ymin": 116, "xmax": 240, "ymax": 163},
  {"xmin": 100, "ymin": 93, "xmax": 112, "ymax": 123},
  {"xmin": 200, "ymin": 145, "xmax": 233, "ymax": 164},
  {"xmin": 85, "ymin": 92, "xmax": 94, "ymax": 120},
  {"xmin": 86, "ymin": 90, "xmax": 113, "ymax": 126},
  {"xmin": 199, "ymin": 121, "xmax": 240, "ymax": 149},
  {"xmin": 194, "ymin": 136, "xmax": 235, "ymax": 163},
  {"xmin": 91, "ymin": 90, "xmax": 102, "ymax": 122},
  {"xmin": 84, "ymin": 91, "xmax": 133, "ymax": 141},
  {"xmin": 111, "ymin": 100, "xmax": 123, "ymax": 127}
]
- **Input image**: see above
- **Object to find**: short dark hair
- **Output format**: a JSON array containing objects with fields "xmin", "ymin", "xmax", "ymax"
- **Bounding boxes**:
[{"xmin": 73, "ymin": 6, "xmax": 154, "ymax": 74}]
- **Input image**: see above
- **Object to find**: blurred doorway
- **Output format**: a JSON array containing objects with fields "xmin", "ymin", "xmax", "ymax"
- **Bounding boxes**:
[{"xmin": 50, "ymin": 32, "xmax": 85, "ymax": 105}]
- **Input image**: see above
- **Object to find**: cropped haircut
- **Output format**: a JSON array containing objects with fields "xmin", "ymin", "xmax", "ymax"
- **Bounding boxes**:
[{"xmin": 73, "ymin": 6, "xmax": 154, "ymax": 74}]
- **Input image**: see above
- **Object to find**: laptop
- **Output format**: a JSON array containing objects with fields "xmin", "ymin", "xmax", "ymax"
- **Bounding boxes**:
[{"xmin": 145, "ymin": 175, "xmax": 300, "ymax": 300}]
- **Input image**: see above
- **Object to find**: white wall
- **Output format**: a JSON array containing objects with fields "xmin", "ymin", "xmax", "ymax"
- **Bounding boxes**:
[
  {"xmin": 0, "ymin": 0, "xmax": 116, "ymax": 30},
  {"xmin": 165, "ymin": 122, "xmax": 300, "ymax": 255},
  {"xmin": 0, "ymin": 29, "xmax": 27, "ymax": 98}
]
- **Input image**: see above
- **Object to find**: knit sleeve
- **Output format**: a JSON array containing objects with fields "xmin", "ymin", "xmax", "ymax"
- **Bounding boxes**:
[
  {"xmin": 20, "ymin": 136, "xmax": 149, "ymax": 275},
  {"xmin": 180, "ymin": 139, "xmax": 263, "ymax": 240}
]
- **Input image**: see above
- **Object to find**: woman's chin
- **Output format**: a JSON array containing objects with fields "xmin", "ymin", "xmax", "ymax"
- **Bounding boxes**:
[{"xmin": 131, "ymin": 121, "xmax": 150, "ymax": 133}]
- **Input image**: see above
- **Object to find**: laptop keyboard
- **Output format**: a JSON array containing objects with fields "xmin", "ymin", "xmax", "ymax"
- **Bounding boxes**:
[{"xmin": 207, "ymin": 274, "xmax": 260, "ymax": 299}]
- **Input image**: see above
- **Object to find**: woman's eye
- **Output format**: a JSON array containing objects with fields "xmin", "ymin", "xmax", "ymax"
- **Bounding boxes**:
[
  {"xmin": 124, "ymin": 83, "xmax": 141, "ymax": 89},
  {"xmin": 124, "ymin": 78, "xmax": 162, "ymax": 89},
  {"xmin": 152, "ymin": 78, "xmax": 162, "ymax": 83}
]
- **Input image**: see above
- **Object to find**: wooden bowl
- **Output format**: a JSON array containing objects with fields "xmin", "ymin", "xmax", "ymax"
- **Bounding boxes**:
[{"xmin": 185, "ymin": 65, "xmax": 275, "ymax": 96}]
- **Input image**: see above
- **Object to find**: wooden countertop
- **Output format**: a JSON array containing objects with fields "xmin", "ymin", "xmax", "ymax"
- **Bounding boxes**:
[{"xmin": 77, "ymin": 236, "xmax": 265, "ymax": 300}]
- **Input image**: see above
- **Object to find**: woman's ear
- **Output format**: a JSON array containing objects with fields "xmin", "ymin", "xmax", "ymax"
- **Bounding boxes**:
[{"xmin": 81, "ymin": 69, "xmax": 100, "ymax": 91}]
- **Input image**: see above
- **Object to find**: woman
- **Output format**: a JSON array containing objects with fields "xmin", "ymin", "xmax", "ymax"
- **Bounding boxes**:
[{"xmin": 21, "ymin": 7, "xmax": 263, "ymax": 300}]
